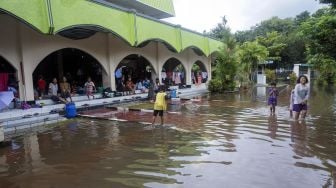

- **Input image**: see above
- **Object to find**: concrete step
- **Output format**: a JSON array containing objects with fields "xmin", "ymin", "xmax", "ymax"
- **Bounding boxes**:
[
  {"xmin": 4, "ymin": 117, "xmax": 67, "ymax": 136},
  {"xmin": 36, "ymin": 93, "xmax": 103, "ymax": 105},
  {"xmin": 2, "ymin": 113, "xmax": 66, "ymax": 132}
]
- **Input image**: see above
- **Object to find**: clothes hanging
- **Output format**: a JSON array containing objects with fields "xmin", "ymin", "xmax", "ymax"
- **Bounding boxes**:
[{"xmin": 0, "ymin": 73, "xmax": 9, "ymax": 91}]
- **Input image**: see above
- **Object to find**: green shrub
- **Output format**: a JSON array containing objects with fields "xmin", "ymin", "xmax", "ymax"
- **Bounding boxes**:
[
  {"xmin": 265, "ymin": 69, "xmax": 276, "ymax": 83},
  {"xmin": 289, "ymin": 72, "xmax": 297, "ymax": 85},
  {"xmin": 208, "ymin": 79, "xmax": 223, "ymax": 92}
]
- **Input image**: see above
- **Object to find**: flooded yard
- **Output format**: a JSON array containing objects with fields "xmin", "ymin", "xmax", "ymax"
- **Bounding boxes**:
[{"xmin": 0, "ymin": 85, "xmax": 335, "ymax": 188}]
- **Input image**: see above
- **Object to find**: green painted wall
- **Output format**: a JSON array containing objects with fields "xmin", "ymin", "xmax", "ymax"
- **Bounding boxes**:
[
  {"xmin": 138, "ymin": 0, "xmax": 175, "ymax": 16},
  {"xmin": 0, "ymin": 0, "xmax": 221, "ymax": 56},
  {"xmin": 51, "ymin": 0, "xmax": 136, "ymax": 45},
  {"xmin": 0, "ymin": 0, "xmax": 50, "ymax": 33},
  {"xmin": 181, "ymin": 30, "xmax": 208, "ymax": 55},
  {"xmin": 136, "ymin": 17, "xmax": 180, "ymax": 51}
]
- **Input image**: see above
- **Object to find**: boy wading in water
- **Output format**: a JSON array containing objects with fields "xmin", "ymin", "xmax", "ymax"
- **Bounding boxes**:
[
  {"xmin": 268, "ymin": 82, "xmax": 279, "ymax": 115},
  {"xmin": 152, "ymin": 86, "xmax": 167, "ymax": 126}
]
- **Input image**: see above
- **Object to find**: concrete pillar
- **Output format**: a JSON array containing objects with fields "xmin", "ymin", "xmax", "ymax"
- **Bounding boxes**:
[
  {"xmin": 185, "ymin": 50, "xmax": 192, "ymax": 85},
  {"xmin": 208, "ymin": 55, "xmax": 213, "ymax": 81},
  {"xmin": 0, "ymin": 123, "xmax": 4, "ymax": 142},
  {"xmin": 57, "ymin": 51, "xmax": 63, "ymax": 80},
  {"xmin": 293, "ymin": 64, "xmax": 300, "ymax": 77},
  {"xmin": 108, "ymin": 34, "xmax": 117, "ymax": 91},
  {"xmin": 16, "ymin": 23, "xmax": 25, "ymax": 101},
  {"xmin": 103, "ymin": 34, "xmax": 112, "ymax": 89},
  {"xmin": 155, "ymin": 42, "xmax": 161, "ymax": 82},
  {"xmin": 21, "ymin": 60, "xmax": 35, "ymax": 101},
  {"xmin": 18, "ymin": 24, "xmax": 35, "ymax": 101}
]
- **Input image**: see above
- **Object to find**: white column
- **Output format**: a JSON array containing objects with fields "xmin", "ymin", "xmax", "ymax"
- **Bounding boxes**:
[
  {"xmin": 103, "ymin": 34, "xmax": 112, "ymax": 89},
  {"xmin": 0, "ymin": 123, "xmax": 4, "ymax": 142},
  {"xmin": 185, "ymin": 50, "xmax": 192, "ymax": 85},
  {"xmin": 208, "ymin": 55, "xmax": 212, "ymax": 81},
  {"xmin": 18, "ymin": 24, "xmax": 35, "ymax": 101},
  {"xmin": 108, "ymin": 34, "xmax": 117, "ymax": 91}
]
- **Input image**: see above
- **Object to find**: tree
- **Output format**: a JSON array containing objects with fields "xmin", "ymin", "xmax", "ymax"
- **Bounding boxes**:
[
  {"xmin": 209, "ymin": 36, "xmax": 238, "ymax": 92},
  {"xmin": 209, "ymin": 16, "xmax": 232, "ymax": 42},
  {"xmin": 300, "ymin": 7, "xmax": 336, "ymax": 83},
  {"xmin": 308, "ymin": 54, "xmax": 336, "ymax": 84},
  {"xmin": 318, "ymin": 0, "xmax": 336, "ymax": 8},
  {"xmin": 238, "ymin": 41, "xmax": 268, "ymax": 82},
  {"xmin": 256, "ymin": 31, "xmax": 287, "ymax": 63},
  {"xmin": 294, "ymin": 11, "xmax": 311, "ymax": 26},
  {"xmin": 280, "ymin": 31, "xmax": 307, "ymax": 67}
]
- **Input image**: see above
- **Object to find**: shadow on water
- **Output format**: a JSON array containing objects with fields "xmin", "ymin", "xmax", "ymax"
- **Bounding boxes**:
[{"xmin": 0, "ymin": 84, "xmax": 336, "ymax": 187}]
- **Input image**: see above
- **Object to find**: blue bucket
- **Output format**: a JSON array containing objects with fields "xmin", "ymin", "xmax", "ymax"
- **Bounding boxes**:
[
  {"xmin": 170, "ymin": 89, "xmax": 177, "ymax": 98},
  {"xmin": 65, "ymin": 103, "xmax": 77, "ymax": 118}
]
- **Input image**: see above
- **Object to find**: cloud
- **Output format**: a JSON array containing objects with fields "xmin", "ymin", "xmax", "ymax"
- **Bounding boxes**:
[{"xmin": 163, "ymin": 0, "xmax": 325, "ymax": 32}]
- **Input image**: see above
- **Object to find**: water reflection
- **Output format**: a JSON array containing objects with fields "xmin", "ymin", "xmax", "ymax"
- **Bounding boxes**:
[{"xmin": 0, "ymin": 84, "xmax": 335, "ymax": 187}]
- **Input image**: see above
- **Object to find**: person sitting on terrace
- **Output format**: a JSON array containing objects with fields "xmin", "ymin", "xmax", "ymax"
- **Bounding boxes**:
[
  {"xmin": 48, "ymin": 78, "xmax": 67, "ymax": 103},
  {"xmin": 143, "ymin": 78, "xmax": 150, "ymax": 89},
  {"xmin": 125, "ymin": 77, "xmax": 135, "ymax": 95},
  {"xmin": 136, "ymin": 79, "xmax": 144, "ymax": 93},
  {"xmin": 59, "ymin": 76, "xmax": 72, "ymax": 103}
]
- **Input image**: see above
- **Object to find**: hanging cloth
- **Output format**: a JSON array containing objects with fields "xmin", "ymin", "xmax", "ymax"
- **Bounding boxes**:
[{"xmin": 0, "ymin": 73, "xmax": 9, "ymax": 91}]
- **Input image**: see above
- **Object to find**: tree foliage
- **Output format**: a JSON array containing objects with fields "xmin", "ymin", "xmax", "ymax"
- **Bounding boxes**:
[
  {"xmin": 318, "ymin": 0, "xmax": 336, "ymax": 8},
  {"xmin": 300, "ymin": 7, "xmax": 336, "ymax": 83},
  {"xmin": 209, "ymin": 37, "xmax": 239, "ymax": 92},
  {"xmin": 256, "ymin": 31, "xmax": 287, "ymax": 62},
  {"xmin": 238, "ymin": 41, "xmax": 268, "ymax": 82},
  {"xmin": 209, "ymin": 5, "xmax": 336, "ymax": 86}
]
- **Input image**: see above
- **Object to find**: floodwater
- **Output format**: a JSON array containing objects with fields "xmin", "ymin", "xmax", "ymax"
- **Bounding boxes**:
[{"xmin": 0, "ymin": 85, "xmax": 336, "ymax": 188}]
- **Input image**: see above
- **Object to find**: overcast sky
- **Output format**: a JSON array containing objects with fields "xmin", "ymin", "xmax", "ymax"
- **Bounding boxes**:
[{"xmin": 163, "ymin": 0, "xmax": 325, "ymax": 33}]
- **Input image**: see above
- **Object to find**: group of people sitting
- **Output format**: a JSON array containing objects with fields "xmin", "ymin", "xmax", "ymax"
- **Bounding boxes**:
[
  {"xmin": 118, "ymin": 77, "xmax": 152, "ymax": 95},
  {"xmin": 37, "ymin": 76, "xmax": 96, "ymax": 104}
]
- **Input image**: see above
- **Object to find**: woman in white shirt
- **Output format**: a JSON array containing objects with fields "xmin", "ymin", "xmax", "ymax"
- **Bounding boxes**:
[{"xmin": 293, "ymin": 75, "xmax": 310, "ymax": 121}]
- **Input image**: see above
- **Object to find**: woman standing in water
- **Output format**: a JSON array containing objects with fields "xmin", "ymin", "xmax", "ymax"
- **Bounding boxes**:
[{"xmin": 293, "ymin": 75, "xmax": 310, "ymax": 121}]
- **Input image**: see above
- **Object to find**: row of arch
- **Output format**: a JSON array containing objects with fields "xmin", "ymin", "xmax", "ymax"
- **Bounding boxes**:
[
  {"xmin": 1, "ymin": 48, "xmax": 208, "ymax": 99},
  {"xmin": 0, "ymin": 0, "xmax": 222, "ymax": 57}
]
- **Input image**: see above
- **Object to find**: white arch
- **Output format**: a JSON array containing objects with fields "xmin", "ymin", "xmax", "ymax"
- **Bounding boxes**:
[
  {"xmin": 114, "ymin": 52, "xmax": 157, "ymax": 74},
  {"xmin": 32, "ymin": 47, "xmax": 109, "ymax": 75},
  {"xmin": 160, "ymin": 56, "xmax": 187, "ymax": 72},
  {"xmin": 193, "ymin": 60, "xmax": 208, "ymax": 73},
  {"xmin": 0, "ymin": 55, "xmax": 18, "ymax": 71},
  {"xmin": 115, "ymin": 54, "xmax": 156, "ymax": 73}
]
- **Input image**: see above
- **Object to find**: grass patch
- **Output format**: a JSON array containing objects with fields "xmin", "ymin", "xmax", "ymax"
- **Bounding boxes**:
[{"xmin": 127, "ymin": 102, "xmax": 154, "ymax": 110}]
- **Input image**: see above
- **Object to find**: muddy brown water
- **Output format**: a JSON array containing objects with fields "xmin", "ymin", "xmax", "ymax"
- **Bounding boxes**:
[{"xmin": 0, "ymin": 85, "xmax": 335, "ymax": 188}]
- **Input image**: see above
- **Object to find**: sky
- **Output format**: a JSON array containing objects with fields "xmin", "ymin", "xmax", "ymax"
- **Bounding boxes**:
[{"xmin": 163, "ymin": 0, "xmax": 325, "ymax": 33}]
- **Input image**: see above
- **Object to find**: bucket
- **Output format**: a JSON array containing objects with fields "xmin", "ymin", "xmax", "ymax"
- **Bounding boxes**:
[
  {"xmin": 65, "ymin": 102, "xmax": 77, "ymax": 118},
  {"xmin": 170, "ymin": 89, "xmax": 177, "ymax": 98}
]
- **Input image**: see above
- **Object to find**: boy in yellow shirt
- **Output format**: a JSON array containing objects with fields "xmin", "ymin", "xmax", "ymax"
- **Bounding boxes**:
[{"xmin": 152, "ymin": 86, "xmax": 167, "ymax": 125}]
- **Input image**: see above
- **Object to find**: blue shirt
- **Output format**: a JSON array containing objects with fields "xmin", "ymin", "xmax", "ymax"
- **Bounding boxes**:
[{"xmin": 115, "ymin": 68, "xmax": 122, "ymax": 78}]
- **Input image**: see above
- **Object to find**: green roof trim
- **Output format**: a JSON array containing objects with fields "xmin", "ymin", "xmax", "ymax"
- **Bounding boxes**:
[
  {"xmin": 136, "ymin": 17, "xmax": 180, "ymax": 51},
  {"xmin": 0, "ymin": 0, "xmax": 50, "ymax": 33},
  {"xmin": 51, "ymin": 0, "xmax": 136, "ymax": 45},
  {"xmin": 138, "ymin": 0, "xmax": 175, "ymax": 16},
  {"xmin": 0, "ymin": 0, "xmax": 221, "ymax": 56}
]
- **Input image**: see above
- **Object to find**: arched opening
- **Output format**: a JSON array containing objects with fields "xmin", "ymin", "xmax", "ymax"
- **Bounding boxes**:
[
  {"xmin": 162, "ymin": 58, "xmax": 186, "ymax": 87},
  {"xmin": 191, "ymin": 60, "xmax": 208, "ymax": 84},
  {"xmin": 0, "ymin": 56, "xmax": 18, "ymax": 95},
  {"xmin": 137, "ymin": 39, "xmax": 178, "ymax": 53},
  {"xmin": 115, "ymin": 54, "xmax": 155, "ymax": 94},
  {"xmin": 33, "ymin": 48, "xmax": 105, "ymax": 98}
]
